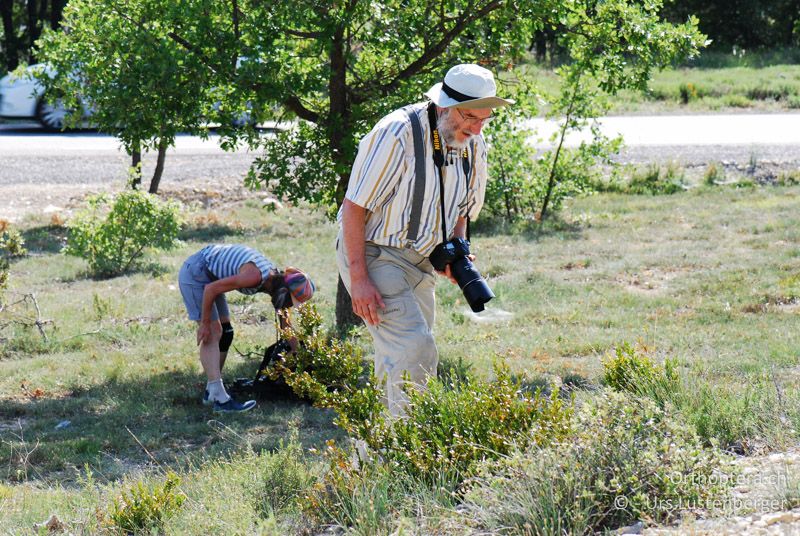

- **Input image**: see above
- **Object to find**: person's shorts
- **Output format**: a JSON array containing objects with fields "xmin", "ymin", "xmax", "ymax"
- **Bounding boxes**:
[{"xmin": 178, "ymin": 250, "xmax": 229, "ymax": 321}]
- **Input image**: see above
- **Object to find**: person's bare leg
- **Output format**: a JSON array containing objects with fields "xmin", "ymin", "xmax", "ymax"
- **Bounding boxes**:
[{"xmin": 199, "ymin": 319, "xmax": 223, "ymax": 380}]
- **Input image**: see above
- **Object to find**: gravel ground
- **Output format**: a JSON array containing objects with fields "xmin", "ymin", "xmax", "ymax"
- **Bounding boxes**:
[
  {"xmin": 3, "ymin": 141, "xmax": 800, "ymax": 223},
  {"xmin": 0, "ymin": 148, "xmax": 258, "ymax": 222}
]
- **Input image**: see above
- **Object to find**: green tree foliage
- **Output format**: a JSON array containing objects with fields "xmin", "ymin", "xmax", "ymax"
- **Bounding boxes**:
[
  {"xmin": 34, "ymin": 0, "xmax": 227, "ymax": 192},
  {"xmin": 63, "ymin": 190, "xmax": 183, "ymax": 277},
  {"xmin": 484, "ymin": 0, "xmax": 703, "ymax": 223}
]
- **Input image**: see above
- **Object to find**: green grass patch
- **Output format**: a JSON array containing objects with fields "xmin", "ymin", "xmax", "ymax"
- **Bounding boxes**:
[{"xmin": 3, "ymin": 184, "xmax": 800, "ymax": 532}]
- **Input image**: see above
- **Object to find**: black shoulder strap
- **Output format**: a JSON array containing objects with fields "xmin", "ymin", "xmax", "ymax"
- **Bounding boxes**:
[
  {"xmin": 464, "ymin": 140, "xmax": 475, "ymax": 241},
  {"xmin": 404, "ymin": 105, "xmax": 426, "ymax": 242}
]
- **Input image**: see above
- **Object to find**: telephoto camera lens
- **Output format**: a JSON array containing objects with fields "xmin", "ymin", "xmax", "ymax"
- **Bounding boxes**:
[{"xmin": 450, "ymin": 256, "xmax": 495, "ymax": 312}]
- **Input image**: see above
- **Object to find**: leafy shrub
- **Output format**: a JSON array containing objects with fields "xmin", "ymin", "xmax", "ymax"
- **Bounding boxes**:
[
  {"xmin": 482, "ymin": 78, "xmax": 622, "ymax": 225},
  {"xmin": 360, "ymin": 363, "xmax": 573, "ymax": 483},
  {"xmin": 0, "ymin": 220, "xmax": 27, "ymax": 259},
  {"xmin": 0, "ymin": 220, "xmax": 26, "ymax": 302},
  {"xmin": 625, "ymin": 163, "xmax": 686, "ymax": 195},
  {"xmin": 269, "ymin": 305, "xmax": 385, "ymax": 438},
  {"xmin": 277, "ymin": 307, "xmax": 571, "ymax": 484},
  {"xmin": 722, "ymin": 94, "xmax": 752, "ymax": 108},
  {"xmin": 64, "ymin": 190, "xmax": 183, "ymax": 277},
  {"xmin": 704, "ymin": 162, "xmax": 725, "ymax": 185},
  {"xmin": 602, "ymin": 342, "xmax": 680, "ymax": 407},
  {"xmin": 465, "ymin": 391, "xmax": 731, "ymax": 535},
  {"xmin": 679, "ymin": 82, "xmax": 698, "ymax": 104},
  {"xmin": 602, "ymin": 343, "xmax": 793, "ymax": 452},
  {"xmin": 105, "ymin": 472, "xmax": 186, "ymax": 533}
]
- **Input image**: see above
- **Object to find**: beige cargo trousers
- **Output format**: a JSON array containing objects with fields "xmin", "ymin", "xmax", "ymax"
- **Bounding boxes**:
[{"xmin": 336, "ymin": 233, "xmax": 438, "ymax": 417}]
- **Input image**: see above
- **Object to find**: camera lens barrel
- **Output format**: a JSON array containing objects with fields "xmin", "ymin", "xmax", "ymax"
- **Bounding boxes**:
[{"xmin": 451, "ymin": 258, "xmax": 495, "ymax": 312}]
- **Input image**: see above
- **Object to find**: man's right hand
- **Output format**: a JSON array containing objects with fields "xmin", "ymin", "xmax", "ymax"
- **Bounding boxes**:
[
  {"xmin": 197, "ymin": 320, "xmax": 211, "ymax": 346},
  {"xmin": 350, "ymin": 278, "xmax": 386, "ymax": 326}
]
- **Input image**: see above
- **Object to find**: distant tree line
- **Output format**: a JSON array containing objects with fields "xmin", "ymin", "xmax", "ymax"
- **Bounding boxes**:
[
  {"xmin": 0, "ymin": 0, "xmax": 66, "ymax": 72},
  {"xmin": 531, "ymin": 0, "xmax": 800, "ymax": 63}
]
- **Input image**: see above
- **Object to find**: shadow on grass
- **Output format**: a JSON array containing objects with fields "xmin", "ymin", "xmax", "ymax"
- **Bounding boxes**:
[
  {"xmin": 0, "ymin": 359, "xmax": 342, "ymax": 484},
  {"xmin": 21, "ymin": 225, "xmax": 68, "ymax": 255},
  {"xmin": 472, "ymin": 215, "xmax": 584, "ymax": 242},
  {"xmin": 179, "ymin": 223, "xmax": 246, "ymax": 243}
]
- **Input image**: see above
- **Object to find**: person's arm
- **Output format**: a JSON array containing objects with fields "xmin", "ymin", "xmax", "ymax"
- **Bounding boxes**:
[
  {"xmin": 342, "ymin": 199, "xmax": 385, "ymax": 325},
  {"xmin": 197, "ymin": 263, "xmax": 262, "ymax": 345}
]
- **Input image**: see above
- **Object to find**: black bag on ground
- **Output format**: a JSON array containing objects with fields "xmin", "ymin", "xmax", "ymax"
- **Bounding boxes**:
[{"xmin": 229, "ymin": 340, "xmax": 311, "ymax": 403}]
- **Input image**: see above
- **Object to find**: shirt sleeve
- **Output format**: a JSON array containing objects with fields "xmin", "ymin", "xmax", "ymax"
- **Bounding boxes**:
[
  {"xmin": 460, "ymin": 136, "xmax": 488, "ymax": 220},
  {"xmin": 344, "ymin": 120, "xmax": 406, "ymax": 212}
]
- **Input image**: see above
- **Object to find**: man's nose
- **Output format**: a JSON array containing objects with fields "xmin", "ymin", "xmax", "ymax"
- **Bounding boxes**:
[{"xmin": 468, "ymin": 122, "xmax": 484, "ymax": 135}]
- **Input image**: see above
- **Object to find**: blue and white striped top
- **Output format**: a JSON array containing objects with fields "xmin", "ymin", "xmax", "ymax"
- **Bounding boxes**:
[
  {"xmin": 200, "ymin": 245, "xmax": 275, "ymax": 295},
  {"xmin": 337, "ymin": 102, "xmax": 488, "ymax": 257}
]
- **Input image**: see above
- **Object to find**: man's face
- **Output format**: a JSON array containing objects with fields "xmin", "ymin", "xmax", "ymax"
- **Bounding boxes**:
[{"xmin": 438, "ymin": 106, "xmax": 493, "ymax": 148}]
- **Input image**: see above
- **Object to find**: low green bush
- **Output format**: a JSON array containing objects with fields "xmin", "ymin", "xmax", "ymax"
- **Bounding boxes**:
[
  {"xmin": 602, "ymin": 343, "xmax": 794, "ymax": 452},
  {"xmin": 278, "ymin": 307, "xmax": 572, "ymax": 483},
  {"xmin": 362, "ymin": 363, "xmax": 573, "ymax": 484},
  {"xmin": 64, "ymin": 190, "xmax": 183, "ymax": 277},
  {"xmin": 704, "ymin": 162, "xmax": 725, "ymax": 185},
  {"xmin": 0, "ymin": 220, "xmax": 26, "ymax": 301},
  {"xmin": 465, "ymin": 391, "xmax": 731, "ymax": 535},
  {"xmin": 0, "ymin": 221, "xmax": 27, "ymax": 259},
  {"xmin": 602, "ymin": 342, "xmax": 680, "ymax": 407},
  {"xmin": 105, "ymin": 472, "xmax": 186, "ymax": 534},
  {"xmin": 625, "ymin": 164, "xmax": 686, "ymax": 195}
]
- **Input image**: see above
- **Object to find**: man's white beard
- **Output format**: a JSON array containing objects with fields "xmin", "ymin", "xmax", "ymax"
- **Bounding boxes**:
[{"xmin": 437, "ymin": 109, "xmax": 473, "ymax": 150}]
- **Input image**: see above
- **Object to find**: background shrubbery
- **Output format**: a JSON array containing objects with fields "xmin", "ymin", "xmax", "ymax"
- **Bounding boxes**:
[{"xmin": 63, "ymin": 190, "xmax": 183, "ymax": 277}]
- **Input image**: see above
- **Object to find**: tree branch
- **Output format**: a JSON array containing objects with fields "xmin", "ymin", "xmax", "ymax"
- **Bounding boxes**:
[
  {"xmin": 351, "ymin": 0, "xmax": 504, "ymax": 103},
  {"xmin": 283, "ymin": 95, "xmax": 319, "ymax": 123},
  {"xmin": 282, "ymin": 28, "xmax": 323, "ymax": 39}
]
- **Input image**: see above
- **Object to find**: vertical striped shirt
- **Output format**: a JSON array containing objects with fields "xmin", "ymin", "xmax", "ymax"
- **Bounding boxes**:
[
  {"xmin": 338, "ymin": 102, "xmax": 488, "ymax": 257},
  {"xmin": 200, "ymin": 244, "xmax": 275, "ymax": 295}
]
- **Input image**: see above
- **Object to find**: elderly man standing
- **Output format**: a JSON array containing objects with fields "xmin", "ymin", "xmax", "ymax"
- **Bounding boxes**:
[{"xmin": 336, "ymin": 64, "xmax": 513, "ymax": 416}]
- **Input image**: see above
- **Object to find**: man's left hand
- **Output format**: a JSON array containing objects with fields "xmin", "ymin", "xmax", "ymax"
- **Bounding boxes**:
[{"xmin": 436, "ymin": 254, "xmax": 476, "ymax": 285}]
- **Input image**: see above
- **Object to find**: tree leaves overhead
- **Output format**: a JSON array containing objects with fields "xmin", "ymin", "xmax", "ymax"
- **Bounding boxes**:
[{"xmin": 35, "ymin": 0, "xmax": 703, "ymax": 209}]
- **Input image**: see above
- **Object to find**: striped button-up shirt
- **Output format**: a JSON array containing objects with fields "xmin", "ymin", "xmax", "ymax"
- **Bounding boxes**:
[
  {"xmin": 200, "ymin": 244, "xmax": 275, "ymax": 295},
  {"xmin": 338, "ymin": 102, "xmax": 488, "ymax": 257}
]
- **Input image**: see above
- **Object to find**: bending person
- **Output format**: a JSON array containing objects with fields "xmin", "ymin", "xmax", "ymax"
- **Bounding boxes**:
[{"xmin": 179, "ymin": 244, "xmax": 315, "ymax": 413}]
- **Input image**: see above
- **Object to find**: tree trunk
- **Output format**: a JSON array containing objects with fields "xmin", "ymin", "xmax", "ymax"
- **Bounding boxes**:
[
  {"xmin": 148, "ymin": 140, "xmax": 167, "ymax": 194},
  {"xmin": 50, "ymin": 0, "xmax": 66, "ymax": 29},
  {"xmin": 129, "ymin": 142, "xmax": 142, "ymax": 189},
  {"xmin": 328, "ymin": 25, "xmax": 361, "ymax": 333},
  {"xmin": 0, "ymin": 0, "xmax": 18, "ymax": 71},
  {"xmin": 335, "ymin": 275, "xmax": 362, "ymax": 335}
]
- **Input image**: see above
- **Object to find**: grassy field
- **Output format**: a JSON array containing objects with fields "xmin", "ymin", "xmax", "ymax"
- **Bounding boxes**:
[
  {"xmin": 519, "ymin": 48, "xmax": 800, "ymax": 114},
  {"xmin": 3, "ymin": 182, "xmax": 800, "ymax": 532}
]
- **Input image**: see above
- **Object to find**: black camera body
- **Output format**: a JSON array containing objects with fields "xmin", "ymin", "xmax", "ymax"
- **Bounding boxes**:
[{"xmin": 429, "ymin": 238, "xmax": 495, "ymax": 312}]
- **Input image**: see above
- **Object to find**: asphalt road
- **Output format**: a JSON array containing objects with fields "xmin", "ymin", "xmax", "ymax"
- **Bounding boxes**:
[
  {"xmin": 2, "ymin": 113, "xmax": 800, "ymax": 187},
  {"xmin": 0, "ymin": 122, "xmax": 257, "ymax": 186}
]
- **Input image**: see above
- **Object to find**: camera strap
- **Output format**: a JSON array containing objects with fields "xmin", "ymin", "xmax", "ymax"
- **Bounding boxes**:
[
  {"xmin": 424, "ymin": 103, "xmax": 474, "ymax": 243},
  {"xmin": 404, "ymin": 103, "xmax": 475, "ymax": 246}
]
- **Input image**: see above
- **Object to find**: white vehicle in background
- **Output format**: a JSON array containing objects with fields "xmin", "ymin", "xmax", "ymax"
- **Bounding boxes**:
[{"xmin": 0, "ymin": 64, "xmax": 88, "ymax": 130}]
